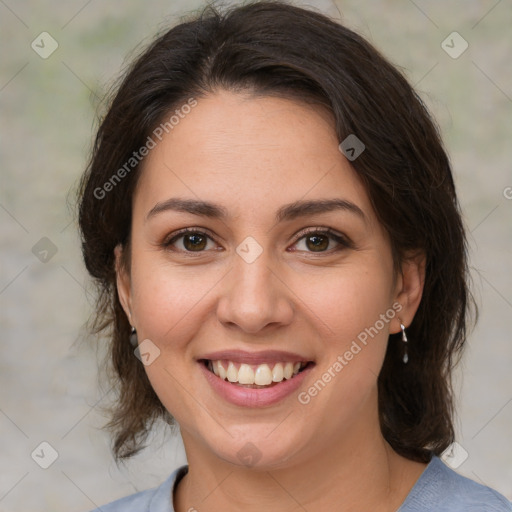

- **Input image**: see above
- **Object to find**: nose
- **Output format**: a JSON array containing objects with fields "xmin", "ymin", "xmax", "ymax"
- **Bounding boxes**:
[{"xmin": 216, "ymin": 248, "xmax": 294, "ymax": 334}]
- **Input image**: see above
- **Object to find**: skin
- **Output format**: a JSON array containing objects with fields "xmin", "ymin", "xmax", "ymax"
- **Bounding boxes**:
[{"xmin": 116, "ymin": 90, "xmax": 427, "ymax": 511}]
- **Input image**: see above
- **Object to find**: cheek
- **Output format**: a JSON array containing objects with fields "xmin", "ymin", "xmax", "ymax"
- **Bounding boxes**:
[
  {"xmin": 129, "ymin": 252, "xmax": 225, "ymax": 343},
  {"xmin": 305, "ymin": 261, "xmax": 395, "ymax": 337},
  {"xmin": 298, "ymin": 267, "xmax": 395, "ymax": 412},
  {"xmin": 309, "ymin": 261, "xmax": 396, "ymax": 400},
  {"xmin": 128, "ymin": 256, "xmax": 223, "ymax": 420}
]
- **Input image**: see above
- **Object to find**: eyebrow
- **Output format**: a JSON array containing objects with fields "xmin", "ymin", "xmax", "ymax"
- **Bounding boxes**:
[{"xmin": 145, "ymin": 197, "xmax": 367, "ymax": 224}]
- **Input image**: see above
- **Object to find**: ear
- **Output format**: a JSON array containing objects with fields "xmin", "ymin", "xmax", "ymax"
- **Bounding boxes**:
[
  {"xmin": 114, "ymin": 244, "xmax": 134, "ymax": 326},
  {"xmin": 390, "ymin": 250, "xmax": 426, "ymax": 334}
]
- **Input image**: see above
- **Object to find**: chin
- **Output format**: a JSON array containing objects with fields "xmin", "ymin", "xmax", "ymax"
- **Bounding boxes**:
[{"xmin": 201, "ymin": 426, "xmax": 309, "ymax": 471}]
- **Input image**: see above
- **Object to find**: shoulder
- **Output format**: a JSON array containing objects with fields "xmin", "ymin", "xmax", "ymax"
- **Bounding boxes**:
[
  {"xmin": 88, "ymin": 465, "xmax": 188, "ymax": 512},
  {"xmin": 399, "ymin": 456, "xmax": 512, "ymax": 512}
]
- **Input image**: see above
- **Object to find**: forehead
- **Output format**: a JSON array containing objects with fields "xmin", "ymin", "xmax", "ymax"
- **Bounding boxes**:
[{"xmin": 134, "ymin": 90, "xmax": 376, "ymax": 227}]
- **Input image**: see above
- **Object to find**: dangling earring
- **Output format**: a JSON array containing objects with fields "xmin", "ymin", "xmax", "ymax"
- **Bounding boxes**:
[
  {"xmin": 399, "ymin": 320, "xmax": 408, "ymax": 364},
  {"xmin": 129, "ymin": 326, "xmax": 138, "ymax": 347}
]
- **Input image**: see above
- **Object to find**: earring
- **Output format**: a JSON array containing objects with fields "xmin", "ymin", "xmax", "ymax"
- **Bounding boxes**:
[
  {"xmin": 399, "ymin": 320, "xmax": 408, "ymax": 364},
  {"xmin": 129, "ymin": 326, "xmax": 138, "ymax": 347}
]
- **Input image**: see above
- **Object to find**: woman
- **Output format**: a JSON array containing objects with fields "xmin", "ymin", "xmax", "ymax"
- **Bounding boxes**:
[{"xmin": 77, "ymin": 1, "xmax": 512, "ymax": 510}]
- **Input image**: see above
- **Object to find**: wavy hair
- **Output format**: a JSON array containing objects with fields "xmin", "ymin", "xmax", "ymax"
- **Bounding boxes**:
[{"xmin": 77, "ymin": 0, "xmax": 476, "ymax": 462}]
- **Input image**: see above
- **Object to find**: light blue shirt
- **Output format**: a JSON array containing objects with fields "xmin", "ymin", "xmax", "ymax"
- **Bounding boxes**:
[{"xmin": 90, "ymin": 456, "xmax": 512, "ymax": 511}]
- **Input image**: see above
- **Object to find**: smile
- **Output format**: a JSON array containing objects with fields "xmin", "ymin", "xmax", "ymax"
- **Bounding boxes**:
[
  {"xmin": 197, "ymin": 350, "xmax": 315, "ymax": 407},
  {"xmin": 203, "ymin": 360, "xmax": 310, "ymax": 388}
]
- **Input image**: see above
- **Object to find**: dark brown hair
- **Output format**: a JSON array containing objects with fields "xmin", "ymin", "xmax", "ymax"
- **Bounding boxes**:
[{"xmin": 77, "ymin": 0, "xmax": 476, "ymax": 462}]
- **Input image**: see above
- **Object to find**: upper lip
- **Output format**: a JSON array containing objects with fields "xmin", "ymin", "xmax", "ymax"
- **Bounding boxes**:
[{"xmin": 198, "ymin": 349, "xmax": 314, "ymax": 365}]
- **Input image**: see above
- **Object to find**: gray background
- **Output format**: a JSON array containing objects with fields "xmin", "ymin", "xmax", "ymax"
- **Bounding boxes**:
[{"xmin": 0, "ymin": 0, "xmax": 511, "ymax": 510}]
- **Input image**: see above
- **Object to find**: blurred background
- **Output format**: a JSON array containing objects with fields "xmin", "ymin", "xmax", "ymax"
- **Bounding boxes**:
[{"xmin": 0, "ymin": 0, "xmax": 511, "ymax": 510}]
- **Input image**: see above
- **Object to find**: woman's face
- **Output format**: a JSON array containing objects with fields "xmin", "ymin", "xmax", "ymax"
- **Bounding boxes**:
[{"xmin": 116, "ymin": 90, "xmax": 423, "ymax": 469}]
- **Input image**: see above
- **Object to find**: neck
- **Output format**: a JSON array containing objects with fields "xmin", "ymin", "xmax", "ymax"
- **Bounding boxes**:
[{"xmin": 173, "ymin": 399, "xmax": 427, "ymax": 511}]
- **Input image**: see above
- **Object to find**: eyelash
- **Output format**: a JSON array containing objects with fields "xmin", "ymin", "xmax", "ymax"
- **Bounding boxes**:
[{"xmin": 161, "ymin": 227, "xmax": 353, "ymax": 255}]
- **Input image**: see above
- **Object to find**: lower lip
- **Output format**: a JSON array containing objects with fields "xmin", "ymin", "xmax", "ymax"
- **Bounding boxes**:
[{"xmin": 199, "ymin": 362, "xmax": 313, "ymax": 407}]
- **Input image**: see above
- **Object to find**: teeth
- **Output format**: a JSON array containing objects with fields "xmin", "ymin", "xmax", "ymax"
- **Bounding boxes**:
[
  {"xmin": 283, "ymin": 362, "xmax": 294, "ymax": 380},
  {"xmin": 217, "ymin": 361, "xmax": 227, "ymax": 380},
  {"xmin": 227, "ymin": 362, "xmax": 238, "ymax": 383},
  {"xmin": 238, "ymin": 364, "xmax": 254, "ymax": 384},
  {"xmin": 272, "ymin": 363, "xmax": 284, "ymax": 382},
  {"xmin": 254, "ymin": 364, "xmax": 272, "ymax": 385},
  {"xmin": 207, "ymin": 360, "xmax": 307, "ymax": 386}
]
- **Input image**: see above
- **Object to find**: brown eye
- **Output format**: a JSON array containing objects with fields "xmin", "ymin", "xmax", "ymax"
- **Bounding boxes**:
[
  {"xmin": 163, "ymin": 229, "xmax": 216, "ymax": 252},
  {"xmin": 304, "ymin": 233, "xmax": 329, "ymax": 252},
  {"xmin": 182, "ymin": 233, "xmax": 208, "ymax": 251},
  {"xmin": 292, "ymin": 228, "xmax": 352, "ymax": 253}
]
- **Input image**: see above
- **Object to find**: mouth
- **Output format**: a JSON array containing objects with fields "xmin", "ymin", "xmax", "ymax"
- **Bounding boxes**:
[
  {"xmin": 199, "ymin": 359, "xmax": 314, "ymax": 389},
  {"xmin": 197, "ymin": 349, "xmax": 316, "ymax": 407}
]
